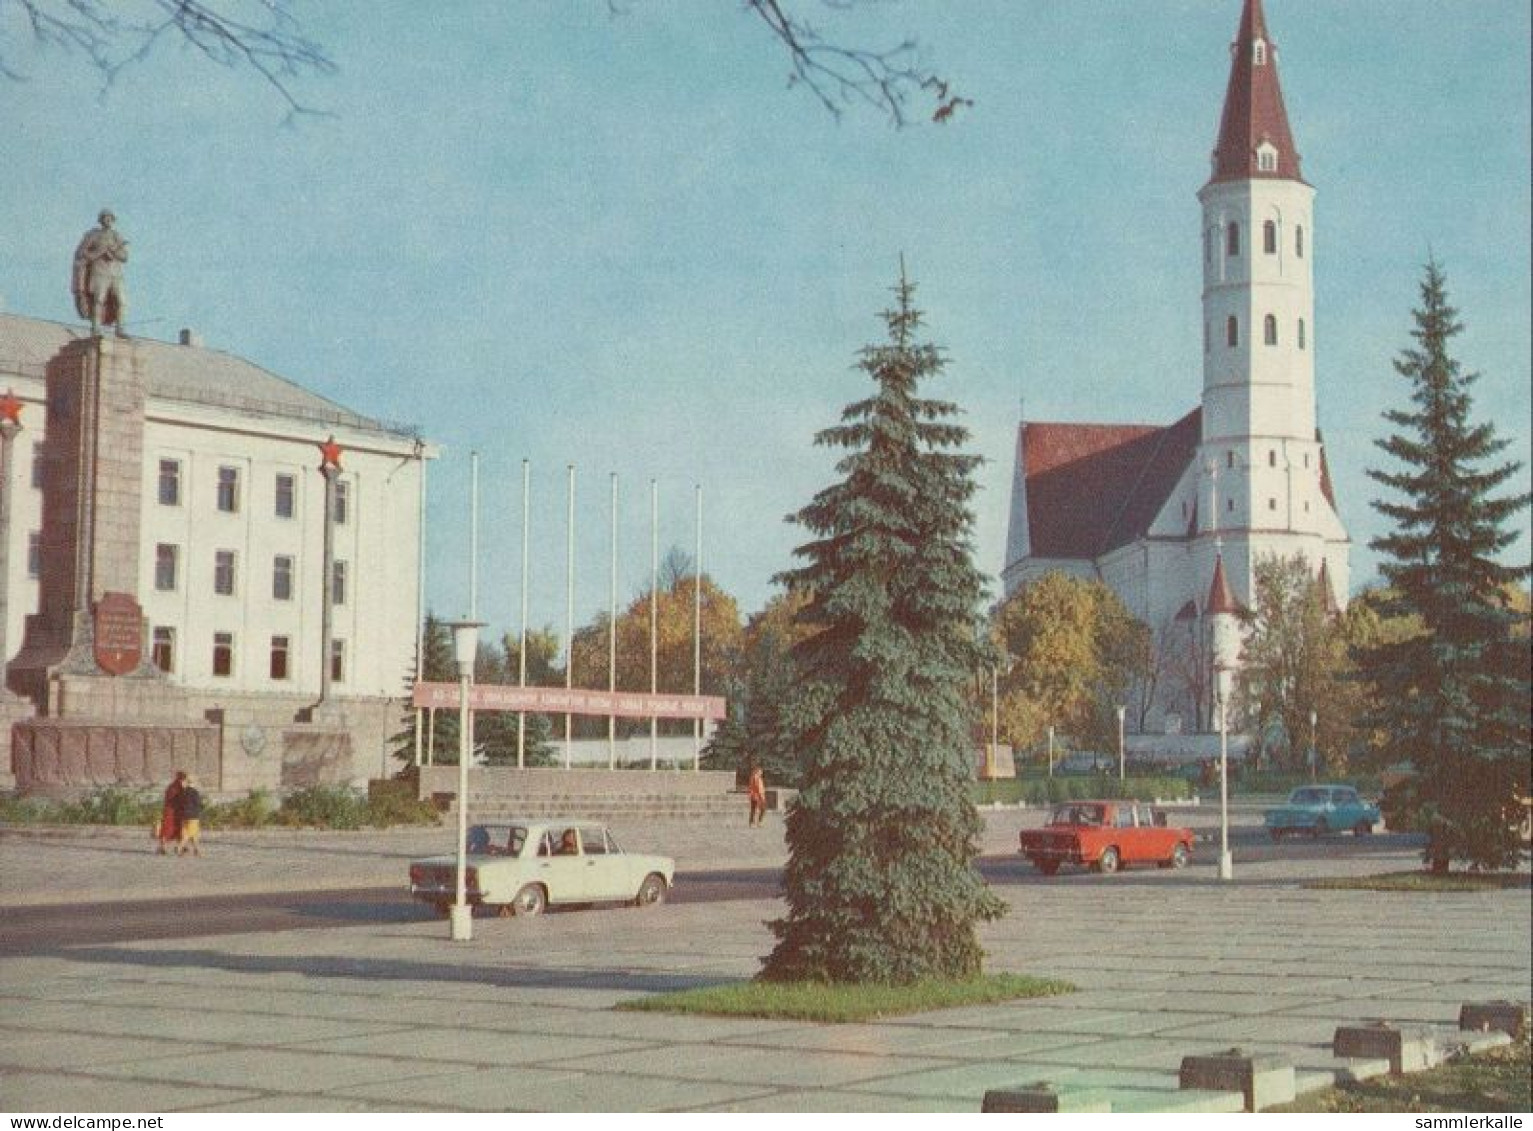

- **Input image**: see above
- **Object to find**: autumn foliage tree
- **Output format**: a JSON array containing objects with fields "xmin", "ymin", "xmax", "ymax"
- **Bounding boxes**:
[
  {"xmin": 761, "ymin": 267, "xmax": 1003, "ymax": 985},
  {"xmin": 991, "ymin": 573, "xmax": 1150, "ymax": 757}
]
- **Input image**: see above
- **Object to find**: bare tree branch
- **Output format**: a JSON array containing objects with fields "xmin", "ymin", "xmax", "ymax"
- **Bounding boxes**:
[
  {"xmin": 1, "ymin": 0, "xmax": 335, "ymax": 116},
  {"xmin": 744, "ymin": 0, "xmax": 969, "ymax": 127}
]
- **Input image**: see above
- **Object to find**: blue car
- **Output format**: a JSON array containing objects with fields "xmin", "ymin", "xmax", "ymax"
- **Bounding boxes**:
[{"xmin": 1265, "ymin": 785, "xmax": 1380, "ymax": 839}]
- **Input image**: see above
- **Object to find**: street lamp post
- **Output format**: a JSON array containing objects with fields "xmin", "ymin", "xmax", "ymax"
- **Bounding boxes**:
[
  {"xmin": 988, "ymin": 664, "xmax": 999, "ymax": 780},
  {"xmin": 1309, "ymin": 708, "xmax": 1318, "ymax": 781},
  {"xmin": 448, "ymin": 619, "xmax": 483, "ymax": 942},
  {"xmin": 1047, "ymin": 724, "xmax": 1055, "ymax": 777},
  {"xmin": 1116, "ymin": 705, "xmax": 1127, "ymax": 782},
  {"xmin": 1216, "ymin": 665, "xmax": 1233, "ymax": 881}
]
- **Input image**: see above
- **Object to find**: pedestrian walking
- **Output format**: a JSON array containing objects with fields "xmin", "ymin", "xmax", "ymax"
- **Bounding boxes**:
[
  {"xmin": 175, "ymin": 776, "xmax": 203, "ymax": 856},
  {"xmin": 747, "ymin": 762, "xmax": 767, "ymax": 827},
  {"xmin": 154, "ymin": 771, "xmax": 185, "ymax": 855}
]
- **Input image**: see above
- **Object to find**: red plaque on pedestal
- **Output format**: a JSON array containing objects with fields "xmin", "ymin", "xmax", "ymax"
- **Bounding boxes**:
[{"xmin": 94, "ymin": 591, "xmax": 143, "ymax": 676}]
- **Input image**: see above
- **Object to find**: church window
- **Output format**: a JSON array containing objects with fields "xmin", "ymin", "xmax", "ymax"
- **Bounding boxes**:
[
  {"xmin": 1268, "ymin": 450, "xmax": 1277, "ymax": 467},
  {"xmin": 1227, "ymin": 451, "xmax": 1236, "ymax": 469},
  {"xmin": 1304, "ymin": 500, "xmax": 1311, "ymax": 513},
  {"xmin": 28, "ymin": 531, "xmax": 41, "ymax": 578},
  {"xmin": 31, "ymin": 448, "xmax": 45, "ymax": 490},
  {"xmin": 1258, "ymin": 149, "xmax": 1277, "ymax": 173},
  {"xmin": 1254, "ymin": 40, "xmax": 1267, "ymax": 65},
  {"xmin": 1227, "ymin": 498, "xmax": 1235, "ymax": 513},
  {"xmin": 1269, "ymin": 497, "xmax": 1278, "ymax": 511},
  {"xmin": 1263, "ymin": 220, "xmax": 1277, "ymax": 254},
  {"xmin": 1204, "ymin": 321, "xmax": 1210, "ymax": 353},
  {"xmin": 1298, "ymin": 318, "xmax": 1307, "ymax": 349},
  {"xmin": 1303, "ymin": 453, "xmax": 1310, "ymax": 469},
  {"xmin": 1226, "ymin": 222, "xmax": 1240, "ymax": 256},
  {"xmin": 331, "ymin": 639, "xmax": 346, "ymax": 683},
  {"xmin": 1226, "ymin": 315, "xmax": 1239, "ymax": 347},
  {"xmin": 1181, "ymin": 501, "xmax": 1188, "ymax": 519},
  {"xmin": 1264, "ymin": 314, "xmax": 1278, "ymax": 345},
  {"xmin": 1295, "ymin": 225, "xmax": 1305, "ymax": 257}
]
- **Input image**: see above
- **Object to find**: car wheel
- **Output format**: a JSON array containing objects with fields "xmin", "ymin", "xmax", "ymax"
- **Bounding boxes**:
[
  {"xmin": 1169, "ymin": 843, "xmax": 1189, "ymax": 870},
  {"xmin": 1097, "ymin": 847, "xmax": 1121, "ymax": 874},
  {"xmin": 635, "ymin": 873, "xmax": 667, "ymax": 907},
  {"xmin": 1311, "ymin": 818, "xmax": 1328, "ymax": 838},
  {"xmin": 1353, "ymin": 820, "xmax": 1373, "ymax": 836},
  {"xmin": 1033, "ymin": 859, "xmax": 1060, "ymax": 876},
  {"xmin": 511, "ymin": 884, "xmax": 547, "ymax": 917}
]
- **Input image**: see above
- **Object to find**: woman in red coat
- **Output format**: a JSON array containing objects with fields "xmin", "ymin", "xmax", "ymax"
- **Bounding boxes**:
[{"xmin": 155, "ymin": 771, "xmax": 186, "ymax": 855}]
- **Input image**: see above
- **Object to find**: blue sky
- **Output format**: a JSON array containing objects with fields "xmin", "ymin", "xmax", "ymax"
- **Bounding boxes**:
[{"xmin": 3, "ymin": 1, "xmax": 1529, "ymax": 641}]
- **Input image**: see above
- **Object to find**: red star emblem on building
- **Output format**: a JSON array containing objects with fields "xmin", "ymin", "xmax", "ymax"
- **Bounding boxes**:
[
  {"xmin": 0, "ymin": 390, "xmax": 22, "ymax": 425},
  {"xmin": 319, "ymin": 435, "xmax": 343, "ymax": 470}
]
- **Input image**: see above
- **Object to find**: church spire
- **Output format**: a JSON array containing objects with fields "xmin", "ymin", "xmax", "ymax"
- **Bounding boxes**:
[
  {"xmin": 1206, "ymin": 552, "xmax": 1241, "ymax": 617},
  {"xmin": 1209, "ymin": 0, "xmax": 1303, "ymax": 185}
]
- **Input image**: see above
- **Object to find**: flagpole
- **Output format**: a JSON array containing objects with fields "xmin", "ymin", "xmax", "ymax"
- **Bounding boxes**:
[
  {"xmin": 564, "ymin": 464, "xmax": 575, "ymax": 770},
  {"xmin": 693, "ymin": 483, "xmax": 702, "ymax": 771},
  {"xmin": 649, "ymin": 478, "xmax": 658, "ymax": 771},
  {"xmin": 609, "ymin": 471, "xmax": 618, "ymax": 771}
]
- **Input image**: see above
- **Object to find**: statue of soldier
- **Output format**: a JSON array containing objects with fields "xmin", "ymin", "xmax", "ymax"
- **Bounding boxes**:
[{"xmin": 72, "ymin": 210, "xmax": 130, "ymax": 338}]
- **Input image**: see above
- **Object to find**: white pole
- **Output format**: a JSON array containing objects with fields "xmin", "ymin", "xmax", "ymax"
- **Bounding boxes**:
[
  {"xmin": 427, "ymin": 706, "xmax": 436, "ymax": 766},
  {"xmin": 468, "ymin": 452, "xmax": 479, "ymax": 769},
  {"xmin": 693, "ymin": 483, "xmax": 702, "ymax": 771},
  {"xmin": 1117, "ymin": 705, "xmax": 1127, "ymax": 782},
  {"xmin": 650, "ymin": 478, "xmax": 658, "ymax": 772},
  {"xmin": 413, "ymin": 446, "xmax": 427, "ymax": 768},
  {"xmin": 1047, "ymin": 724, "xmax": 1055, "ymax": 777},
  {"xmin": 565, "ymin": 464, "xmax": 575, "ymax": 771},
  {"xmin": 452, "ymin": 658, "xmax": 472, "ymax": 940},
  {"xmin": 1218, "ymin": 671, "xmax": 1233, "ymax": 881},
  {"xmin": 518, "ymin": 459, "xmax": 529, "ymax": 769},
  {"xmin": 609, "ymin": 472, "xmax": 618, "ymax": 771},
  {"xmin": 989, "ymin": 665, "xmax": 998, "ymax": 780}
]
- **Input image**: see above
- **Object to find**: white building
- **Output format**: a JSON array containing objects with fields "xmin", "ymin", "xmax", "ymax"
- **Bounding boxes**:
[
  {"xmin": 0, "ymin": 313, "xmax": 433, "ymax": 790},
  {"xmin": 1001, "ymin": 0, "xmax": 1350, "ymax": 733}
]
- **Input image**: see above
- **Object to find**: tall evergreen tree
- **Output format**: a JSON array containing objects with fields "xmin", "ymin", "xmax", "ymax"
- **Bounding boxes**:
[
  {"xmin": 761, "ymin": 266, "xmax": 1004, "ymax": 985},
  {"xmin": 389, "ymin": 611, "xmax": 457, "ymax": 771},
  {"xmin": 1364, "ymin": 262, "xmax": 1532, "ymax": 871}
]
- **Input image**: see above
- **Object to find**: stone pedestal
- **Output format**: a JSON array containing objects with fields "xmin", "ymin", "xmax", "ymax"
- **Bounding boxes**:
[
  {"xmin": 9, "ymin": 336, "xmax": 154, "ymax": 703},
  {"xmin": 1179, "ymin": 1049, "xmax": 1295, "ymax": 1112}
]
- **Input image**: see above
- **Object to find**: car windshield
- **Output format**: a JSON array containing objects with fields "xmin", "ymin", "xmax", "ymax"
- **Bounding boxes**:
[
  {"xmin": 466, "ymin": 825, "xmax": 529, "ymax": 857},
  {"xmin": 1289, "ymin": 788, "xmax": 1328, "ymax": 805}
]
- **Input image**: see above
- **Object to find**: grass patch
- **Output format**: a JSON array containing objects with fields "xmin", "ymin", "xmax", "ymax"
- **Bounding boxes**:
[
  {"xmin": 616, "ymin": 973, "xmax": 1075, "ymax": 1023},
  {"xmin": 1305, "ymin": 871, "xmax": 1531, "ymax": 892},
  {"xmin": 1272, "ymin": 1028, "xmax": 1531, "ymax": 1113},
  {"xmin": 0, "ymin": 785, "xmax": 439, "ymax": 830}
]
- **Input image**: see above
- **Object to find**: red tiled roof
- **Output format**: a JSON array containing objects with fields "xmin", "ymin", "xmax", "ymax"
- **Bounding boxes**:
[
  {"xmin": 1021, "ymin": 409, "xmax": 1201, "ymax": 559},
  {"xmin": 1209, "ymin": 0, "xmax": 1304, "ymax": 185},
  {"xmin": 1317, "ymin": 430, "xmax": 1337, "ymax": 510}
]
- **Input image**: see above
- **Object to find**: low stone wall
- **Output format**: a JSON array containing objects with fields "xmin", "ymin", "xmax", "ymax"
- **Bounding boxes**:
[{"xmin": 11, "ymin": 719, "xmax": 221, "ymax": 793}]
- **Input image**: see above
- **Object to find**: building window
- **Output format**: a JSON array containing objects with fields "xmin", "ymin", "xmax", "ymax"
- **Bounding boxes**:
[
  {"xmin": 273, "ymin": 555, "xmax": 294, "ymax": 601},
  {"xmin": 1253, "ymin": 40, "xmax": 1267, "ymax": 65},
  {"xmin": 214, "ymin": 550, "xmax": 237, "ymax": 596},
  {"xmin": 152, "ymin": 627, "xmax": 175, "ymax": 674},
  {"xmin": 1263, "ymin": 220, "xmax": 1277, "ymax": 254},
  {"xmin": 158, "ymin": 459, "xmax": 181, "ymax": 506},
  {"xmin": 1268, "ymin": 450, "xmax": 1277, "ymax": 468},
  {"xmin": 330, "ymin": 639, "xmax": 346, "ymax": 683},
  {"xmin": 27, "ymin": 531, "xmax": 41, "ymax": 578},
  {"xmin": 1227, "ymin": 451, "xmax": 1236, "ymax": 469},
  {"xmin": 1204, "ymin": 227, "xmax": 1213, "ymax": 265},
  {"xmin": 1269, "ymin": 497, "xmax": 1278, "ymax": 511},
  {"xmin": 1204, "ymin": 321, "xmax": 1210, "ymax": 353},
  {"xmin": 1227, "ymin": 497, "xmax": 1235, "ymax": 513},
  {"xmin": 270, "ymin": 635, "xmax": 290, "ymax": 681},
  {"xmin": 216, "ymin": 466, "xmax": 240, "ymax": 513},
  {"xmin": 332, "ymin": 480, "xmax": 350, "ymax": 525},
  {"xmin": 1226, "ymin": 222, "xmax": 1240, "ymax": 257},
  {"xmin": 1264, "ymin": 314, "xmax": 1278, "ymax": 345},
  {"xmin": 212, "ymin": 632, "xmax": 234, "ymax": 677},
  {"xmin": 274, "ymin": 473, "xmax": 295, "ymax": 519},
  {"xmin": 332, "ymin": 560, "xmax": 348, "ymax": 606},
  {"xmin": 30, "ymin": 448, "xmax": 44, "ymax": 489},
  {"xmin": 1258, "ymin": 149, "xmax": 1277, "ymax": 173},
  {"xmin": 1295, "ymin": 225, "xmax": 1305, "ymax": 257},
  {"xmin": 155, "ymin": 543, "xmax": 179, "ymax": 591},
  {"xmin": 1298, "ymin": 318, "xmax": 1307, "ymax": 349},
  {"xmin": 1226, "ymin": 315, "xmax": 1239, "ymax": 347},
  {"xmin": 1303, "ymin": 453, "xmax": 1310, "ymax": 469}
]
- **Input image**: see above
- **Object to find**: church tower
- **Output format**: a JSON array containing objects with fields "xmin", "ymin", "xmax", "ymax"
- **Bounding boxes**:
[{"xmin": 1194, "ymin": 0, "xmax": 1345, "ymax": 605}]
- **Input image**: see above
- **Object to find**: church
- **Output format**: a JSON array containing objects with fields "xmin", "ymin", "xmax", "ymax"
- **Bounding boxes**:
[{"xmin": 1000, "ymin": 0, "xmax": 1350, "ymax": 736}]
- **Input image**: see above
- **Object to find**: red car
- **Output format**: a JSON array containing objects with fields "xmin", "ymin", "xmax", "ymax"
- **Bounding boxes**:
[{"xmin": 1018, "ymin": 800, "xmax": 1193, "ymax": 875}]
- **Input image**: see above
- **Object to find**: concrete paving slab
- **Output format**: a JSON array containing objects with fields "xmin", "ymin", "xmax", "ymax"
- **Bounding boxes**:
[
  {"xmin": 329, "ymin": 1064, "xmax": 770, "ymax": 1113},
  {"xmin": 721, "ymin": 1020, "xmax": 1019, "ymax": 1057},
  {"xmin": 0, "ymin": 1068, "xmax": 256, "ymax": 1112},
  {"xmin": 698, "ymin": 1087, "xmax": 972, "ymax": 1113},
  {"xmin": 1025, "ymin": 1037, "xmax": 1190, "ymax": 1072},
  {"xmin": 69, "ymin": 1046, "xmax": 466, "ymax": 1094},
  {"xmin": 287, "ymin": 1025, "xmax": 650, "ymax": 1066},
  {"xmin": 2, "ymin": 1000, "xmax": 410, "ymax": 1045},
  {"xmin": 560, "ymin": 1040, "xmax": 940, "ymax": 1090},
  {"xmin": 1106, "ymin": 1086, "xmax": 1245, "ymax": 1114},
  {"xmin": 0, "ymin": 1028, "xmax": 205, "ymax": 1070}
]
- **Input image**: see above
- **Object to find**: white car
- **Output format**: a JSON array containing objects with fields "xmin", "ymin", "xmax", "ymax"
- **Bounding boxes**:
[{"xmin": 409, "ymin": 820, "xmax": 674, "ymax": 917}]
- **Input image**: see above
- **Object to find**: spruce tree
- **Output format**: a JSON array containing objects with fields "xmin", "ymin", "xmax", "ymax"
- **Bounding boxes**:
[
  {"xmin": 1364, "ymin": 261, "xmax": 1532, "ymax": 871},
  {"xmin": 761, "ymin": 266, "xmax": 1004, "ymax": 985}
]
